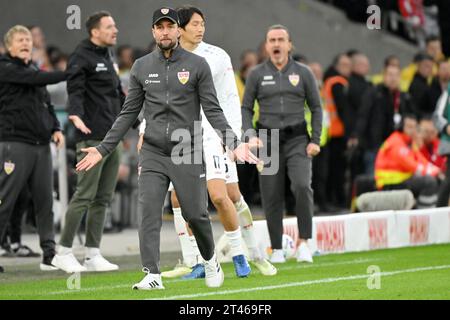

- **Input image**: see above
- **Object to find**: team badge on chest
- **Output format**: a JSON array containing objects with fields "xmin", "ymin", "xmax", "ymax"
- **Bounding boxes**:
[
  {"xmin": 3, "ymin": 161, "xmax": 15, "ymax": 175},
  {"xmin": 289, "ymin": 74, "xmax": 300, "ymax": 87},
  {"xmin": 178, "ymin": 70, "xmax": 190, "ymax": 85}
]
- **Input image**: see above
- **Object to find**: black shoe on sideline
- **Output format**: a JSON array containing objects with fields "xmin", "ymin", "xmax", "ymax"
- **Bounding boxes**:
[{"xmin": 13, "ymin": 244, "xmax": 41, "ymax": 258}]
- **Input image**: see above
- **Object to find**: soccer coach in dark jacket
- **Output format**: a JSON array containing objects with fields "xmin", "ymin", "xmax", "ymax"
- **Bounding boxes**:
[
  {"xmin": 0, "ymin": 25, "xmax": 66, "ymax": 272},
  {"xmin": 52, "ymin": 11, "xmax": 126, "ymax": 273}
]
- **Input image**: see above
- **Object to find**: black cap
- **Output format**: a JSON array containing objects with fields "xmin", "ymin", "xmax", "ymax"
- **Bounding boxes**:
[{"xmin": 152, "ymin": 7, "xmax": 179, "ymax": 26}]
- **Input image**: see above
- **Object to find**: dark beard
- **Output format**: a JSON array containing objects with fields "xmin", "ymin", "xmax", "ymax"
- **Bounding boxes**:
[{"xmin": 157, "ymin": 39, "xmax": 177, "ymax": 51}]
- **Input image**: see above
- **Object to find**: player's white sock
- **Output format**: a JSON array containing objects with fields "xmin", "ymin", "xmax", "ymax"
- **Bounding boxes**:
[
  {"xmin": 173, "ymin": 207, "xmax": 197, "ymax": 267},
  {"xmin": 225, "ymin": 227, "xmax": 245, "ymax": 257},
  {"xmin": 189, "ymin": 235, "xmax": 203, "ymax": 264},
  {"xmin": 235, "ymin": 196, "xmax": 261, "ymax": 260}
]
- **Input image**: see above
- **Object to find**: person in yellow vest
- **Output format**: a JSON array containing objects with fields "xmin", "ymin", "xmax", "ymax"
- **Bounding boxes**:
[
  {"xmin": 371, "ymin": 55, "xmax": 410, "ymax": 92},
  {"xmin": 374, "ymin": 114, "xmax": 441, "ymax": 208},
  {"xmin": 401, "ymin": 36, "xmax": 446, "ymax": 89},
  {"xmin": 323, "ymin": 53, "xmax": 352, "ymax": 208}
]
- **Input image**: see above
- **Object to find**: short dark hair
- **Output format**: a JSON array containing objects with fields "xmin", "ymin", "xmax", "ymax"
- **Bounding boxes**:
[
  {"xmin": 86, "ymin": 11, "xmax": 111, "ymax": 36},
  {"xmin": 413, "ymin": 52, "xmax": 433, "ymax": 63},
  {"xmin": 176, "ymin": 6, "xmax": 205, "ymax": 29},
  {"xmin": 384, "ymin": 54, "xmax": 399, "ymax": 68}
]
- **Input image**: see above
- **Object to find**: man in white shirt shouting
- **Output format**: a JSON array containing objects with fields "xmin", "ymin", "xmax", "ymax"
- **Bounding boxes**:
[{"xmin": 138, "ymin": 5, "xmax": 276, "ymax": 279}]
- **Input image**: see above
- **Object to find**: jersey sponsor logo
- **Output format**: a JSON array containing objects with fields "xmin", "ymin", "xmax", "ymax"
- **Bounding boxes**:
[
  {"xmin": 145, "ymin": 73, "xmax": 161, "ymax": 84},
  {"xmin": 263, "ymin": 75, "xmax": 273, "ymax": 80},
  {"xmin": 95, "ymin": 63, "xmax": 108, "ymax": 72},
  {"xmin": 161, "ymin": 8, "xmax": 169, "ymax": 14},
  {"xmin": 178, "ymin": 71, "xmax": 190, "ymax": 85},
  {"xmin": 3, "ymin": 161, "xmax": 15, "ymax": 175},
  {"xmin": 289, "ymin": 73, "xmax": 300, "ymax": 86}
]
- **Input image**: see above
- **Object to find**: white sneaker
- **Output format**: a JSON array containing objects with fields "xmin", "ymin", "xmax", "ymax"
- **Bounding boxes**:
[
  {"xmin": 296, "ymin": 242, "xmax": 313, "ymax": 263},
  {"xmin": 83, "ymin": 254, "xmax": 119, "ymax": 272},
  {"xmin": 204, "ymin": 253, "xmax": 224, "ymax": 288},
  {"xmin": 51, "ymin": 253, "xmax": 87, "ymax": 273},
  {"xmin": 270, "ymin": 249, "xmax": 286, "ymax": 263},
  {"xmin": 132, "ymin": 268, "xmax": 165, "ymax": 290}
]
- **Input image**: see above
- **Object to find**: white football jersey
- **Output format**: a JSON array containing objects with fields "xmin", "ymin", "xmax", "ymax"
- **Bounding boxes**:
[{"xmin": 194, "ymin": 41, "xmax": 242, "ymax": 140}]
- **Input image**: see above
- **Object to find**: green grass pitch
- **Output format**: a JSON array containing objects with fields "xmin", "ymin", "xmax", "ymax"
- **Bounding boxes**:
[{"xmin": 0, "ymin": 244, "xmax": 449, "ymax": 300}]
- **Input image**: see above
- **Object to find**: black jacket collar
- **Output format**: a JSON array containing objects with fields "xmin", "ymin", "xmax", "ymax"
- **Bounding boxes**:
[
  {"xmin": 80, "ymin": 39, "xmax": 110, "ymax": 57},
  {"xmin": 3, "ymin": 53, "xmax": 31, "ymax": 67}
]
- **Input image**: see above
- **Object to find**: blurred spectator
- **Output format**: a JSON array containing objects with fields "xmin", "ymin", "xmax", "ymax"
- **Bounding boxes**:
[
  {"xmin": 292, "ymin": 53, "xmax": 308, "ymax": 64},
  {"xmin": 348, "ymin": 53, "xmax": 372, "ymax": 139},
  {"xmin": 425, "ymin": 0, "xmax": 450, "ymax": 57},
  {"xmin": 308, "ymin": 62, "xmax": 331, "ymax": 212},
  {"xmin": 28, "ymin": 25, "xmax": 50, "ymax": 70},
  {"xmin": 0, "ymin": 42, "xmax": 6, "ymax": 56},
  {"xmin": 235, "ymin": 49, "xmax": 258, "ymax": 103},
  {"xmin": 374, "ymin": 114, "xmax": 440, "ymax": 208},
  {"xmin": 433, "ymin": 83, "xmax": 450, "ymax": 206},
  {"xmin": 117, "ymin": 45, "xmax": 134, "ymax": 72},
  {"xmin": 257, "ymin": 40, "xmax": 269, "ymax": 63},
  {"xmin": 46, "ymin": 46, "xmax": 68, "ymax": 108},
  {"xmin": 418, "ymin": 116, "xmax": 446, "ymax": 171},
  {"xmin": 323, "ymin": 53, "xmax": 352, "ymax": 208},
  {"xmin": 425, "ymin": 35, "xmax": 446, "ymax": 63},
  {"xmin": 356, "ymin": 64, "xmax": 415, "ymax": 175},
  {"xmin": 398, "ymin": 0, "xmax": 426, "ymax": 29},
  {"xmin": 235, "ymin": 49, "xmax": 260, "ymax": 205},
  {"xmin": 347, "ymin": 53, "xmax": 372, "ymax": 200},
  {"xmin": 408, "ymin": 52, "xmax": 434, "ymax": 117},
  {"xmin": 402, "ymin": 36, "xmax": 444, "ymax": 86},
  {"xmin": 117, "ymin": 44, "xmax": 134, "ymax": 93},
  {"xmin": 429, "ymin": 60, "xmax": 450, "ymax": 110},
  {"xmin": 372, "ymin": 55, "xmax": 410, "ymax": 91}
]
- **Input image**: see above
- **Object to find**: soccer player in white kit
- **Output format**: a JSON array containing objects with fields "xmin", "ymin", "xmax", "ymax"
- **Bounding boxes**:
[{"xmin": 138, "ymin": 5, "xmax": 276, "ymax": 278}]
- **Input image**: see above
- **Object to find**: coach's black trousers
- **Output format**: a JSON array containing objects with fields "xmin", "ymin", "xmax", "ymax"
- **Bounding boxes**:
[
  {"xmin": 138, "ymin": 143, "xmax": 214, "ymax": 274},
  {"xmin": 258, "ymin": 134, "xmax": 314, "ymax": 250},
  {"xmin": 0, "ymin": 142, "xmax": 55, "ymax": 258}
]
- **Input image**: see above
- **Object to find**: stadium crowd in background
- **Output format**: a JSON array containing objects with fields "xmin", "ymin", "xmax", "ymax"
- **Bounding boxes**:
[{"xmin": 1, "ymin": 1, "xmax": 450, "ymax": 274}]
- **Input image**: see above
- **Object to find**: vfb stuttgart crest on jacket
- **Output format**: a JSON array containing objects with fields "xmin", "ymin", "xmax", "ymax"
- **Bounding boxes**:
[
  {"xmin": 178, "ymin": 70, "xmax": 190, "ymax": 85},
  {"xmin": 289, "ymin": 74, "xmax": 300, "ymax": 86}
]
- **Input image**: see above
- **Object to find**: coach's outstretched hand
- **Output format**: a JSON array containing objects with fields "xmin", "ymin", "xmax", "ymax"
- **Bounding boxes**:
[
  {"xmin": 231, "ymin": 142, "xmax": 259, "ymax": 164},
  {"xmin": 76, "ymin": 147, "xmax": 103, "ymax": 171}
]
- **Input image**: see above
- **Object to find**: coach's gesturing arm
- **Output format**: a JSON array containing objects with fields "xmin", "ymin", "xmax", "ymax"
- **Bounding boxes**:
[{"xmin": 76, "ymin": 60, "xmax": 145, "ymax": 171}]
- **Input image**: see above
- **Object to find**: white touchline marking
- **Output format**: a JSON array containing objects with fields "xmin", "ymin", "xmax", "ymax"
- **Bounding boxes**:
[
  {"xmin": 147, "ymin": 265, "xmax": 450, "ymax": 300},
  {"xmin": 0, "ymin": 258, "xmax": 384, "ymax": 297}
]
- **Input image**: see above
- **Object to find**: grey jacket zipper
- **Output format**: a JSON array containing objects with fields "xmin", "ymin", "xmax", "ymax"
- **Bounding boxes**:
[{"xmin": 165, "ymin": 60, "xmax": 171, "ymax": 154}]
